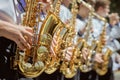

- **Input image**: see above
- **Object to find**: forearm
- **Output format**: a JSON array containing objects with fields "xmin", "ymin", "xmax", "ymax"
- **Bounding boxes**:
[
  {"xmin": 0, "ymin": 11, "xmax": 15, "ymax": 37},
  {"xmin": 0, "ymin": 19, "xmax": 16, "ymax": 38},
  {"xmin": 0, "ymin": 11, "xmax": 13, "ymax": 23},
  {"xmin": 0, "ymin": 20, "xmax": 9, "ymax": 37}
]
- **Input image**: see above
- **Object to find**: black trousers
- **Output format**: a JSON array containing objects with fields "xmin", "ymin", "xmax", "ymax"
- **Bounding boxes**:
[
  {"xmin": 36, "ymin": 69, "xmax": 79, "ymax": 80},
  {"xmin": 80, "ymin": 70, "xmax": 96, "ymax": 80},
  {"xmin": 97, "ymin": 57, "xmax": 114, "ymax": 80},
  {"xmin": 36, "ymin": 70, "xmax": 62, "ymax": 80},
  {"xmin": 61, "ymin": 69, "xmax": 80, "ymax": 80},
  {"xmin": 79, "ymin": 57, "xmax": 114, "ymax": 80},
  {"xmin": 0, "ymin": 54, "xmax": 18, "ymax": 80}
]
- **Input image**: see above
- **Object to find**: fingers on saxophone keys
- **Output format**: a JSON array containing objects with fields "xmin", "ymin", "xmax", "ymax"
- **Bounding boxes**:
[
  {"xmin": 98, "ymin": 55, "xmax": 104, "ymax": 63},
  {"xmin": 96, "ymin": 58, "xmax": 104, "ymax": 63},
  {"xmin": 23, "ymin": 27, "xmax": 33, "ymax": 45},
  {"xmin": 49, "ymin": 37, "xmax": 57, "ymax": 57},
  {"xmin": 17, "ymin": 41, "xmax": 25, "ymax": 50},
  {"xmin": 50, "ymin": 45, "xmax": 56, "ymax": 57},
  {"xmin": 17, "ymin": 36, "xmax": 31, "ymax": 50},
  {"xmin": 94, "ymin": 53, "xmax": 104, "ymax": 63},
  {"xmin": 82, "ymin": 48, "xmax": 89, "ymax": 60},
  {"xmin": 64, "ymin": 47, "xmax": 73, "ymax": 61}
]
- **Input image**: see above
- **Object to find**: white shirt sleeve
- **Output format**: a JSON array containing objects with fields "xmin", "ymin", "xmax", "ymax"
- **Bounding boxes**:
[
  {"xmin": 75, "ymin": 18, "xmax": 85, "ymax": 33},
  {"xmin": 59, "ymin": 5, "xmax": 72, "ymax": 23},
  {"xmin": 92, "ymin": 19, "xmax": 104, "ymax": 39},
  {"xmin": 0, "ymin": 0, "xmax": 16, "ymax": 21},
  {"xmin": 110, "ymin": 26, "xmax": 120, "ymax": 39}
]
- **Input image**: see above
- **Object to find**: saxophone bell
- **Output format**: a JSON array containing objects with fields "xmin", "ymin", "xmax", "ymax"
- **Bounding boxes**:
[{"xmin": 43, "ymin": 0, "xmax": 69, "ymax": 74}]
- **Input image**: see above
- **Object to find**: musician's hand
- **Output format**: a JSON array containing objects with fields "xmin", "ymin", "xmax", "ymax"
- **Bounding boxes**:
[
  {"xmin": 63, "ymin": 47, "xmax": 73, "ymax": 61},
  {"xmin": 94, "ymin": 53, "xmax": 104, "ymax": 63},
  {"xmin": 0, "ymin": 20, "xmax": 33, "ymax": 50},
  {"xmin": 65, "ymin": 47, "xmax": 73, "ymax": 61},
  {"xmin": 81, "ymin": 48, "xmax": 89, "ymax": 60},
  {"xmin": 109, "ymin": 13, "xmax": 119, "ymax": 26},
  {"xmin": 50, "ymin": 32, "xmax": 58, "ymax": 57}
]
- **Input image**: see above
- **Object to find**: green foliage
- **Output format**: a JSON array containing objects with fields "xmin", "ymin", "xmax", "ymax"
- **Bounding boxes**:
[{"xmin": 110, "ymin": 0, "xmax": 120, "ymax": 15}]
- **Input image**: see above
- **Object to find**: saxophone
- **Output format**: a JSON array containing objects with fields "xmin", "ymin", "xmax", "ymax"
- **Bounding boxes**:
[
  {"xmin": 43, "ymin": 0, "xmax": 69, "ymax": 74},
  {"xmin": 77, "ymin": 0, "xmax": 94, "ymax": 12},
  {"xmin": 60, "ymin": 0, "xmax": 79, "ymax": 78},
  {"xmin": 93, "ymin": 13, "xmax": 112, "ymax": 75},
  {"xmin": 75, "ymin": 0, "xmax": 97, "ymax": 73},
  {"xmin": 12, "ymin": 0, "xmax": 46, "ymax": 78},
  {"xmin": 78, "ymin": 12, "xmax": 94, "ymax": 72},
  {"xmin": 12, "ymin": 0, "xmax": 67, "ymax": 78}
]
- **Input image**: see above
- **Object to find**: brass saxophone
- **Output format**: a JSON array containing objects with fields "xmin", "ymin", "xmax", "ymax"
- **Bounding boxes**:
[
  {"xmin": 13, "ymin": 0, "xmax": 67, "ymax": 78},
  {"xmin": 75, "ymin": 0, "xmax": 96, "ymax": 73},
  {"xmin": 60, "ymin": 0, "xmax": 79, "ymax": 78},
  {"xmin": 13, "ymin": 0, "xmax": 46, "ymax": 78},
  {"xmin": 93, "ymin": 16, "xmax": 112, "ymax": 75},
  {"xmin": 43, "ymin": 0, "xmax": 69, "ymax": 74},
  {"xmin": 78, "ymin": 12, "xmax": 94, "ymax": 72},
  {"xmin": 77, "ymin": 0, "xmax": 94, "ymax": 12},
  {"xmin": 13, "ymin": 0, "xmax": 47, "ymax": 78}
]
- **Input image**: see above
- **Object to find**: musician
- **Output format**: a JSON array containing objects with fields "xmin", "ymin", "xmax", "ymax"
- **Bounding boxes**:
[
  {"xmin": 0, "ymin": 0, "xmax": 33, "ymax": 79},
  {"xmin": 92, "ymin": 0, "xmax": 114, "ymax": 80},
  {"xmin": 75, "ymin": 0, "xmax": 103, "ymax": 80},
  {"xmin": 107, "ymin": 13, "xmax": 120, "ymax": 44},
  {"xmin": 59, "ymin": 0, "xmax": 81, "ymax": 80},
  {"xmin": 107, "ymin": 13, "xmax": 120, "ymax": 73},
  {"xmin": 38, "ymin": 0, "xmax": 80, "ymax": 80},
  {"xmin": 35, "ymin": 0, "xmax": 63, "ymax": 80}
]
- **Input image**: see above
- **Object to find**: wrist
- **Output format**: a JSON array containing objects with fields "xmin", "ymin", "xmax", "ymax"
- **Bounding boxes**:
[
  {"xmin": 0, "ymin": 20, "xmax": 4, "ymax": 36},
  {"xmin": 0, "ymin": 20, "xmax": 9, "ymax": 37}
]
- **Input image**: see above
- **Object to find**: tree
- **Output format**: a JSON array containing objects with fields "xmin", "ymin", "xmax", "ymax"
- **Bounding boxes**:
[{"xmin": 110, "ymin": 0, "xmax": 120, "ymax": 15}]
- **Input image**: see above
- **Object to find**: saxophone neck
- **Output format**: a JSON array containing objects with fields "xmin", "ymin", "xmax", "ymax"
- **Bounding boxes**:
[
  {"xmin": 104, "ymin": 48, "xmax": 112, "ymax": 57},
  {"xmin": 83, "ymin": 12, "xmax": 93, "ymax": 41},
  {"xmin": 77, "ymin": 0, "xmax": 94, "ymax": 12},
  {"xmin": 52, "ymin": 0, "xmax": 62, "ymax": 16}
]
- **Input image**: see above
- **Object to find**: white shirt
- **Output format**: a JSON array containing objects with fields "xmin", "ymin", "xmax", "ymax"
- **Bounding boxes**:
[
  {"xmin": 59, "ymin": 5, "xmax": 72, "ymax": 23},
  {"xmin": 92, "ymin": 18, "xmax": 105, "ymax": 39},
  {"xmin": 107, "ymin": 26, "xmax": 120, "ymax": 52},
  {"xmin": 109, "ymin": 25, "xmax": 120, "ymax": 39},
  {"xmin": 75, "ymin": 18, "xmax": 86, "ymax": 33},
  {"xmin": 0, "ymin": 0, "xmax": 16, "ymax": 22},
  {"xmin": 92, "ymin": 18, "xmax": 120, "ymax": 52},
  {"xmin": 74, "ymin": 17, "xmax": 89, "ymax": 45}
]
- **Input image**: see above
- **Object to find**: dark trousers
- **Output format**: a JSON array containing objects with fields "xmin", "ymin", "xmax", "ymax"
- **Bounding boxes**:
[
  {"xmin": 79, "ymin": 57, "xmax": 114, "ymax": 80},
  {"xmin": 36, "ymin": 69, "xmax": 79, "ymax": 80},
  {"xmin": 0, "ymin": 54, "xmax": 18, "ymax": 80},
  {"xmin": 98, "ymin": 57, "xmax": 114, "ymax": 80},
  {"xmin": 61, "ymin": 69, "xmax": 80, "ymax": 80},
  {"xmin": 36, "ymin": 70, "xmax": 62, "ymax": 80},
  {"xmin": 80, "ymin": 70, "xmax": 96, "ymax": 80}
]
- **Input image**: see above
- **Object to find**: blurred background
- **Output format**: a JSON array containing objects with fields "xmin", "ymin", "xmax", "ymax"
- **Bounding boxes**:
[
  {"xmin": 110, "ymin": 1, "xmax": 120, "ymax": 80},
  {"xmin": 110, "ymin": 0, "xmax": 120, "ymax": 15}
]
